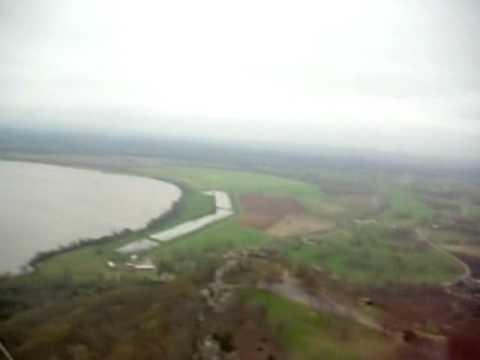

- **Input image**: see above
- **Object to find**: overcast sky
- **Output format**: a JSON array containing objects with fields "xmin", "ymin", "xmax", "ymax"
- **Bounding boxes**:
[{"xmin": 1, "ymin": 0, "xmax": 479, "ymax": 159}]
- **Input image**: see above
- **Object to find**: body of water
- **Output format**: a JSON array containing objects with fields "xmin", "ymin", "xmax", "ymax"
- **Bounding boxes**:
[{"xmin": 0, "ymin": 160, "xmax": 181, "ymax": 274}]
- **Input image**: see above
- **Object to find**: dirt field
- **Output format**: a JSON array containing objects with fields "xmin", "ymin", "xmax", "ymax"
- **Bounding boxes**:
[
  {"xmin": 267, "ymin": 215, "xmax": 336, "ymax": 237},
  {"xmin": 350, "ymin": 284, "xmax": 480, "ymax": 335},
  {"xmin": 239, "ymin": 194, "xmax": 304, "ymax": 230},
  {"xmin": 234, "ymin": 319, "xmax": 285, "ymax": 360},
  {"xmin": 442, "ymin": 245, "xmax": 480, "ymax": 257}
]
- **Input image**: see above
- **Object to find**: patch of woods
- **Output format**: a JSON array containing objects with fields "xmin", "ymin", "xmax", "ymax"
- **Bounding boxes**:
[
  {"xmin": 201, "ymin": 299, "xmax": 286, "ymax": 360},
  {"xmin": 0, "ymin": 278, "xmax": 205, "ymax": 360},
  {"xmin": 0, "ymin": 269, "xmax": 288, "ymax": 360}
]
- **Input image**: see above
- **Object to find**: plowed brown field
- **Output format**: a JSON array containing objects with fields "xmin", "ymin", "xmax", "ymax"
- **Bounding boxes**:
[
  {"xmin": 239, "ymin": 194, "xmax": 304, "ymax": 230},
  {"xmin": 267, "ymin": 215, "xmax": 336, "ymax": 237}
]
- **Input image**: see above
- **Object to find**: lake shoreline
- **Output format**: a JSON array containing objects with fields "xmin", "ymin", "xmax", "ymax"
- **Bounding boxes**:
[{"xmin": 0, "ymin": 160, "xmax": 184, "ymax": 275}]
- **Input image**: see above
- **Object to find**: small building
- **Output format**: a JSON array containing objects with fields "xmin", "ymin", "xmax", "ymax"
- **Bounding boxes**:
[
  {"xmin": 133, "ymin": 264, "xmax": 155, "ymax": 270},
  {"xmin": 126, "ymin": 258, "xmax": 156, "ymax": 271}
]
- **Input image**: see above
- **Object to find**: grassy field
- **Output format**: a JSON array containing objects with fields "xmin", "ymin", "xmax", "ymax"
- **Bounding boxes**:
[
  {"xmin": 280, "ymin": 226, "xmax": 463, "ymax": 285},
  {"xmin": 242, "ymin": 289, "xmax": 396, "ymax": 360},
  {"xmin": 153, "ymin": 187, "xmax": 215, "ymax": 229},
  {"xmin": 380, "ymin": 187, "xmax": 433, "ymax": 223},
  {"xmin": 150, "ymin": 218, "xmax": 273, "ymax": 264},
  {"xmin": 468, "ymin": 205, "xmax": 480, "ymax": 217}
]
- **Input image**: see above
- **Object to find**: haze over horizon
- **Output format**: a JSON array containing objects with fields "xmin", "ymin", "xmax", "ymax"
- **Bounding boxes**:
[{"xmin": 1, "ymin": 0, "xmax": 479, "ymax": 160}]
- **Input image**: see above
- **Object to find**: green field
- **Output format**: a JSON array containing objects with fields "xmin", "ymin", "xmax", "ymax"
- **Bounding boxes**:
[
  {"xmin": 242, "ymin": 289, "xmax": 395, "ymax": 360},
  {"xmin": 380, "ymin": 187, "xmax": 433, "ymax": 223},
  {"xmin": 280, "ymin": 226, "xmax": 463, "ymax": 285},
  {"xmin": 467, "ymin": 205, "xmax": 480, "ymax": 217},
  {"xmin": 150, "ymin": 218, "xmax": 273, "ymax": 264}
]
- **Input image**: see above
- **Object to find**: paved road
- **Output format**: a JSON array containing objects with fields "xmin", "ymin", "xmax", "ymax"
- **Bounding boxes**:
[{"xmin": 0, "ymin": 341, "xmax": 14, "ymax": 360}]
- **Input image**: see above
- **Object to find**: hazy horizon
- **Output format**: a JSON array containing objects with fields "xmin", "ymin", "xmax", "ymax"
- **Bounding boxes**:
[{"xmin": 1, "ymin": 0, "xmax": 479, "ymax": 160}]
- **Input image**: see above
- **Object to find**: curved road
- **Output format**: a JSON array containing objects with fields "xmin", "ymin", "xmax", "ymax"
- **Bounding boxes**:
[{"xmin": 415, "ymin": 228, "xmax": 478, "ymax": 285}]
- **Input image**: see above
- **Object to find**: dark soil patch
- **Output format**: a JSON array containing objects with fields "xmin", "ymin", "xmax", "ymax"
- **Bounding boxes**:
[
  {"xmin": 448, "ymin": 331, "xmax": 480, "ymax": 360},
  {"xmin": 445, "ymin": 217, "xmax": 480, "ymax": 236},
  {"xmin": 239, "ymin": 194, "xmax": 304, "ymax": 230},
  {"xmin": 234, "ymin": 319, "xmax": 284, "ymax": 360},
  {"xmin": 350, "ymin": 284, "xmax": 480, "ymax": 335},
  {"xmin": 396, "ymin": 337, "xmax": 447, "ymax": 360}
]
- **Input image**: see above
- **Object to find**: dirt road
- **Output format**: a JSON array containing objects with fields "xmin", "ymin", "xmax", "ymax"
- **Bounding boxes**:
[
  {"xmin": 259, "ymin": 271, "xmax": 385, "ymax": 332},
  {"xmin": 415, "ymin": 228, "xmax": 476, "ymax": 285}
]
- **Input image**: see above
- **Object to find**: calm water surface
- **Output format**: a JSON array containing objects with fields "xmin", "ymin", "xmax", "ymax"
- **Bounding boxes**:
[{"xmin": 0, "ymin": 161, "xmax": 181, "ymax": 274}]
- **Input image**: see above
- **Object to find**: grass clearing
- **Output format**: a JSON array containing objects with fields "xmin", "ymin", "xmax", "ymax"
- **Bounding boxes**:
[
  {"xmin": 241, "ymin": 288, "xmax": 395, "ymax": 360},
  {"xmin": 281, "ymin": 226, "xmax": 463, "ymax": 285},
  {"xmin": 382, "ymin": 187, "xmax": 433, "ymax": 223},
  {"xmin": 150, "ymin": 218, "xmax": 273, "ymax": 263},
  {"xmin": 467, "ymin": 205, "xmax": 480, "ymax": 217}
]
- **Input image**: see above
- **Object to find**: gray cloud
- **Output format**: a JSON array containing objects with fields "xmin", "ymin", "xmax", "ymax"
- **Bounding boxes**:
[{"xmin": 0, "ymin": 0, "xmax": 479, "ymax": 159}]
